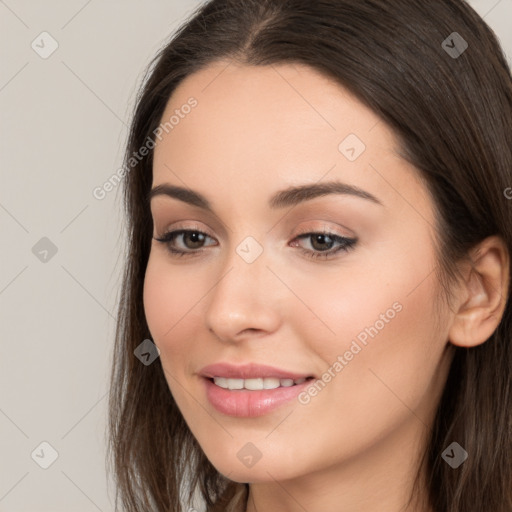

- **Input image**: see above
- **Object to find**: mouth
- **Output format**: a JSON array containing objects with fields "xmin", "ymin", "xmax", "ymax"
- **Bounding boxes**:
[
  {"xmin": 199, "ymin": 363, "xmax": 316, "ymax": 416},
  {"xmin": 208, "ymin": 376, "xmax": 315, "ymax": 391},
  {"xmin": 199, "ymin": 362, "xmax": 315, "ymax": 381},
  {"xmin": 201, "ymin": 370, "xmax": 316, "ymax": 417}
]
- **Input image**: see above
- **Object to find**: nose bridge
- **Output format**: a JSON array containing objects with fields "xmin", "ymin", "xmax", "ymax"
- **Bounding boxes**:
[{"xmin": 204, "ymin": 235, "xmax": 281, "ymax": 340}]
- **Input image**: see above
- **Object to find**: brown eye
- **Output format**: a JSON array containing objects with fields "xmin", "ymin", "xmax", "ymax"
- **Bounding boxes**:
[
  {"xmin": 292, "ymin": 232, "xmax": 357, "ymax": 260},
  {"xmin": 309, "ymin": 233, "xmax": 336, "ymax": 251},
  {"xmin": 180, "ymin": 231, "xmax": 207, "ymax": 249},
  {"xmin": 154, "ymin": 229, "xmax": 217, "ymax": 256}
]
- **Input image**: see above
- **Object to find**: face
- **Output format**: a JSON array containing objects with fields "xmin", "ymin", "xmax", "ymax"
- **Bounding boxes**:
[{"xmin": 143, "ymin": 61, "xmax": 454, "ymax": 484}]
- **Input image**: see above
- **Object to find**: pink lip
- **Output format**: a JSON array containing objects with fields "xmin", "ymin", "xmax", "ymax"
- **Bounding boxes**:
[
  {"xmin": 203, "ymin": 377, "xmax": 312, "ymax": 417},
  {"xmin": 199, "ymin": 362, "xmax": 312, "ymax": 380},
  {"xmin": 199, "ymin": 363, "xmax": 315, "ymax": 417}
]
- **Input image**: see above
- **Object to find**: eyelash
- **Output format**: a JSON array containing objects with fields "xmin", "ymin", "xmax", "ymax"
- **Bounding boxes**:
[{"xmin": 154, "ymin": 227, "xmax": 357, "ymax": 261}]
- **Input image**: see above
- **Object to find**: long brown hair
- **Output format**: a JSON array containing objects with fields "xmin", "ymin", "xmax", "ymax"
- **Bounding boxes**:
[{"xmin": 107, "ymin": 1, "xmax": 512, "ymax": 510}]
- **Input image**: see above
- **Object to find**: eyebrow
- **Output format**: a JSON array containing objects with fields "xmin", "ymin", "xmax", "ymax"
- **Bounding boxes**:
[{"xmin": 148, "ymin": 181, "xmax": 383, "ymax": 211}]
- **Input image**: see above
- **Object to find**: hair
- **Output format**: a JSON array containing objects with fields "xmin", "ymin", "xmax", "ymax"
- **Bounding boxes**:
[{"xmin": 107, "ymin": 0, "xmax": 512, "ymax": 511}]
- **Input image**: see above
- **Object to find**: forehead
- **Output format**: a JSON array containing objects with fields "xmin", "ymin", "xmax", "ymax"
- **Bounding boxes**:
[
  {"xmin": 151, "ymin": 61, "xmax": 431, "ymax": 219},
  {"xmin": 154, "ymin": 60, "xmax": 389, "ymax": 165}
]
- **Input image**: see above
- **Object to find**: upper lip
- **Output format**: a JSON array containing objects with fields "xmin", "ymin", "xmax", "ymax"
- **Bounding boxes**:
[{"xmin": 199, "ymin": 362, "xmax": 313, "ymax": 380}]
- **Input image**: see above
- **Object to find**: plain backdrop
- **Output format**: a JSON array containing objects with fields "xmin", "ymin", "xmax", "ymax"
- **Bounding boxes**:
[{"xmin": 1, "ymin": 1, "xmax": 511, "ymax": 510}]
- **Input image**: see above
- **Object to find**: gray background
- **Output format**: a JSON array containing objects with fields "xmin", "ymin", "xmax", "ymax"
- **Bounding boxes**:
[{"xmin": 1, "ymin": 1, "xmax": 511, "ymax": 510}]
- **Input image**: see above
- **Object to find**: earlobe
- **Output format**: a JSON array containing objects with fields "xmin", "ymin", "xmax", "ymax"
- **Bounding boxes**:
[{"xmin": 448, "ymin": 235, "xmax": 510, "ymax": 348}]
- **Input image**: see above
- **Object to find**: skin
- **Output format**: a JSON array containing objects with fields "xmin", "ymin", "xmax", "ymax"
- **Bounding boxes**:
[{"xmin": 143, "ymin": 61, "xmax": 509, "ymax": 512}]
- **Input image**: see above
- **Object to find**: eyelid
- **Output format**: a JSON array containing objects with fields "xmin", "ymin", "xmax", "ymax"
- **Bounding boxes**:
[
  {"xmin": 292, "ymin": 222, "xmax": 355, "ymax": 239},
  {"xmin": 157, "ymin": 221, "xmax": 214, "ymax": 237},
  {"xmin": 157, "ymin": 221, "xmax": 352, "ymax": 243}
]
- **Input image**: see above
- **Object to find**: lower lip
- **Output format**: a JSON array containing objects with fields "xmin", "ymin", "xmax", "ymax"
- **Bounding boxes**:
[{"xmin": 203, "ymin": 377, "xmax": 312, "ymax": 417}]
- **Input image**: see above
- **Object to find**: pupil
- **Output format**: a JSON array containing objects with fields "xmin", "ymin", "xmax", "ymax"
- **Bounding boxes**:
[
  {"xmin": 312, "ymin": 234, "xmax": 332, "ymax": 251},
  {"xmin": 186, "ymin": 232, "xmax": 204, "ymax": 248}
]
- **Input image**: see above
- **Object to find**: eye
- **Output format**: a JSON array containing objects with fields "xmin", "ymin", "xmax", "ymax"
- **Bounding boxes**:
[
  {"xmin": 291, "ymin": 231, "xmax": 357, "ymax": 260},
  {"xmin": 154, "ymin": 229, "xmax": 216, "ymax": 257},
  {"xmin": 154, "ymin": 228, "xmax": 357, "ymax": 260}
]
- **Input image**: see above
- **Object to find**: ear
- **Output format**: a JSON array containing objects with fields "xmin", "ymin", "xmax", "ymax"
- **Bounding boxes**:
[{"xmin": 449, "ymin": 235, "xmax": 510, "ymax": 348}]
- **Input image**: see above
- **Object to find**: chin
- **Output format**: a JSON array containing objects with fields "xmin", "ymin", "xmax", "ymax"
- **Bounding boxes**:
[{"xmin": 204, "ymin": 450, "xmax": 301, "ymax": 484}]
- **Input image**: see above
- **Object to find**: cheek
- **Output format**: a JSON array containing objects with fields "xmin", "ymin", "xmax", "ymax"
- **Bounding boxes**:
[
  {"xmin": 294, "ymin": 245, "xmax": 445, "ymax": 433},
  {"xmin": 143, "ymin": 259, "xmax": 175, "ymax": 341},
  {"xmin": 311, "ymin": 230, "xmax": 441, "ymax": 353},
  {"xmin": 143, "ymin": 255, "xmax": 209, "ymax": 413},
  {"xmin": 287, "ymin": 255, "xmax": 435, "ymax": 357},
  {"xmin": 143, "ymin": 255, "xmax": 204, "ymax": 360},
  {"xmin": 294, "ymin": 232, "xmax": 442, "ymax": 383}
]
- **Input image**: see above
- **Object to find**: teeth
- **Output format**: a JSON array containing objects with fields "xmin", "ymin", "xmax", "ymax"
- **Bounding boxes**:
[
  {"xmin": 263, "ymin": 378, "xmax": 280, "ymax": 389},
  {"xmin": 213, "ymin": 376, "xmax": 308, "ymax": 390}
]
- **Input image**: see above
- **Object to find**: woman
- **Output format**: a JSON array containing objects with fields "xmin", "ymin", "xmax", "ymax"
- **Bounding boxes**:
[{"xmin": 107, "ymin": 1, "xmax": 512, "ymax": 511}]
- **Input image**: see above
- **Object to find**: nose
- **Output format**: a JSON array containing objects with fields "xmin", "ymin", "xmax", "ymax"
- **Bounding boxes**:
[{"xmin": 204, "ymin": 245, "xmax": 283, "ymax": 343}]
